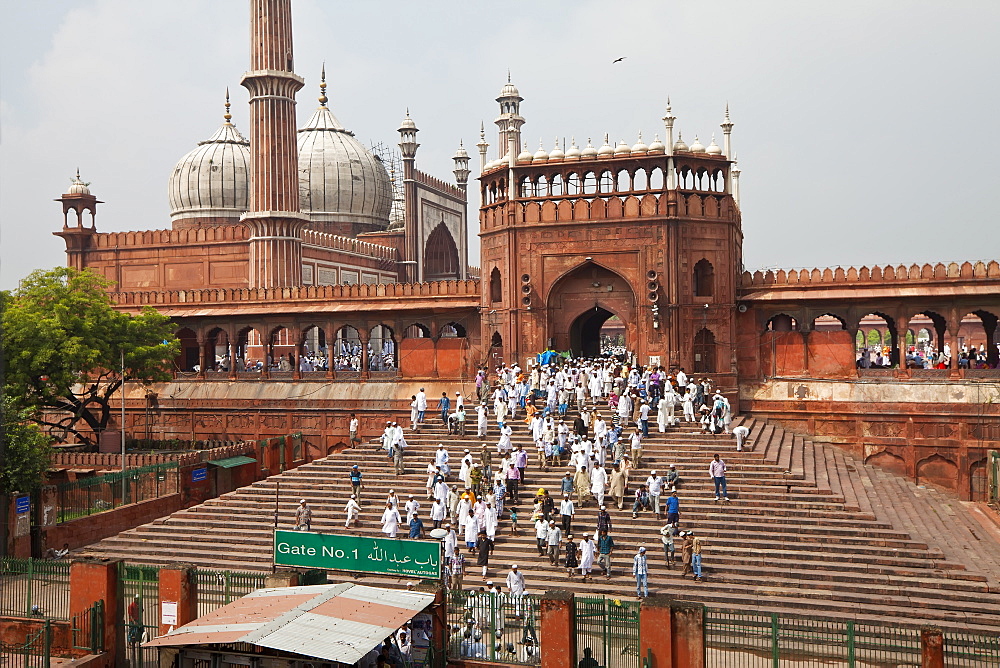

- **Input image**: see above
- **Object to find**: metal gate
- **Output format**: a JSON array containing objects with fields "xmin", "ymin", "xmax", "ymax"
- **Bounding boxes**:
[
  {"xmin": 575, "ymin": 596, "xmax": 641, "ymax": 668},
  {"xmin": 118, "ymin": 563, "xmax": 160, "ymax": 668}
]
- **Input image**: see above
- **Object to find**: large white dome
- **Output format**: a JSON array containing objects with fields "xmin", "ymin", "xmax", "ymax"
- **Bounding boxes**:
[
  {"xmin": 168, "ymin": 118, "xmax": 250, "ymax": 226},
  {"xmin": 297, "ymin": 104, "xmax": 392, "ymax": 231}
]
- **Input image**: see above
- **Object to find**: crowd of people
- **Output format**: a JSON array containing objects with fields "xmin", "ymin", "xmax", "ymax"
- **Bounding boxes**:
[{"xmin": 306, "ymin": 354, "xmax": 750, "ymax": 665}]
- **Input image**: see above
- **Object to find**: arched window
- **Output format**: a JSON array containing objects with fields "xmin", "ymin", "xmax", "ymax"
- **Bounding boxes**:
[
  {"xmin": 491, "ymin": 332, "xmax": 503, "ymax": 347},
  {"xmin": 424, "ymin": 223, "xmax": 460, "ymax": 281},
  {"xmin": 489, "ymin": 267, "xmax": 502, "ymax": 303},
  {"xmin": 693, "ymin": 328, "xmax": 716, "ymax": 373},
  {"xmin": 694, "ymin": 259, "xmax": 714, "ymax": 297}
]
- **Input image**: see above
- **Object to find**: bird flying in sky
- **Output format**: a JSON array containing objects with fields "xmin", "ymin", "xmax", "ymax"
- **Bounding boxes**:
[{"xmin": 612, "ymin": 57, "xmax": 626, "ymax": 63}]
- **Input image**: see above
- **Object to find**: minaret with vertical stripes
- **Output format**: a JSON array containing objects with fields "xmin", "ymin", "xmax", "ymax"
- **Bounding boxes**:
[{"xmin": 240, "ymin": 0, "xmax": 307, "ymax": 288}]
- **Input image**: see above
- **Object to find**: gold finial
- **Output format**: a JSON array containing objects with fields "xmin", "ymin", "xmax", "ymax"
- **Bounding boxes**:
[
  {"xmin": 224, "ymin": 88, "xmax": 232, "ymax": 123},
  {"xmin": 318, "ymin": 62, "xmax": 328, "ymax": 106}
]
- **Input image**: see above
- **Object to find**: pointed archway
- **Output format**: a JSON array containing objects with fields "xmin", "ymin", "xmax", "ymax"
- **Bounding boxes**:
[
  {"xmin": 423, "ymin": 222, "xmax": 459, "ymax": 280},
  {"xmin": 546, "ymin": 262, "xmax": 636, "ymax": 355},
  {"xmin": 570, "ymin": 307, "xmax": 616, "ymax": 358}
]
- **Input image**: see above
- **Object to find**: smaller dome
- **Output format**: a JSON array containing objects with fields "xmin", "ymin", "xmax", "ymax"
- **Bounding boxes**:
[
  {"xmin": 647, "ymin": 134, "xmax": 665, "ymax": 154},
  {"xmin": 706, "ymin": 134, "xmax": 722, "ymax": 155},
  {"xmin": 398, "ymin": 110, "xmax": 417, "ymax": 132},
  {"xmin": 517, "ymin": 142, "xmax": 533, "ymax": 163},
  {"xmin": 499, "ymin": 81, "xmax": 520, "ymax": 98},
  {"xmin": 549, "ymin": 138, "xmax": 565, "ymax": 161},
  {"xmin": 532, "ymin": 141, "xmax": 549, "ymax": 163},
  {"xmin": 598, "ymin": 136, "xmax": 615, "ymax": 157},
  {"xmin": 500, "ymin": 151, "xmax": 511, "ymax": 165},
  {"xmin": 631, "ymin": 133, "xmax": 648, "ymax": 154},
  {"xmin": 581, "ymin": 138, "xmax": 598, "ymax": 159},
  {"xmin": 614, "ymin": 139, "xmax": 631, "ymax": 156},
  {"xmin": 67, "ymin": 170, "xmax": 91, "ymax": 195},
  {"xmin": 565, "ymin": 137, "xmax": 581, "ymax": 160},
  {"xmin": 689, "ymin": 135, "xmax": 706, "ymax": 153},
  {"xmin": 673, "ymin": 132, "xmax": 689, "ymax": 152},
  {"xmin": 453, "ymin": 143, "xmax": 469, "ymax": 160}
]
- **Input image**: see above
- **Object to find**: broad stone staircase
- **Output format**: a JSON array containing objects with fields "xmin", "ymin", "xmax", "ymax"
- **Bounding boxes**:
[{"xmin": 80, "ymin": 409, "xmax": 1000, "ymax": 633}]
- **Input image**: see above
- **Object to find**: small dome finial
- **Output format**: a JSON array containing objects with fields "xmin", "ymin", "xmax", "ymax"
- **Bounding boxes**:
[
  {"xmin": 507, "ymin": 69, "xmax": 511, "ymax": 83},
  {"xmin": 224, "ymin": 88, "xmax": 232, "ymax": 123},
  {"xmin": 318, "ymin": 63, "xmax": 328, "ymax": 107}
]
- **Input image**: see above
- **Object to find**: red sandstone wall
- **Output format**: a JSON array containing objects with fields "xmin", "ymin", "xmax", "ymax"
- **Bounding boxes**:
[
  {"xmin": 43, "ymin": 494, "xmax": 184, "ymax": 553},
  {"xmin": 806, "ymin": 330, "xmax": 856, "ymax": 377},
  {"xmin": 0, "ymin": 617, "xmax": 73, "ymax": 654},
  {"xmin": 400, "ymin": 338, "xmax": 436, "ymax": 377}
]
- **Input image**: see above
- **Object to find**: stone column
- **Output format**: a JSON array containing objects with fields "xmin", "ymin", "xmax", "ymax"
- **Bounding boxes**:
[
  {"xmin": 948, "ymin": 325, "xmax": 961, "ymax": 371},
  {"xmin": 895, "ymin": 316, "xmax": 909, "ymax": 373},
  {"xmin": 670, "ymin": 602, "xmax": 705, "ymax": 668},
  {"xmin": 227, "ymin": 334, "xmax": 238, "ymax": 380},
  {"xmin": 639, "ymin": 595, "xmax": 672, "ymax": 666},
  {"xmin": 325, "ymin": 322, "xmax": 336, "ymax": 380},
  {"xmin": 196, "ymin": 335, "xmax": 207, "ymax": 379},
  {"xmin": 920, "ymin": 628, "xmax": 944, "ymax": 668},
  {"xmin": 70, "ymin": 558, "xmax": 122, "ymax": 661},
  {"xmin": 291, "ymin": 326, "xmax": 302, "ymax": 380},
  {"xmin": 360, "ymin": 330, "xmax": 371, "ymax": 380},
  {"xmin": 539, "ymin": 590, "xmax": 575, "ymax": 668},
  {"xmin": 157, "ymin": 565, "xmax": 196, "ymax": 636}
]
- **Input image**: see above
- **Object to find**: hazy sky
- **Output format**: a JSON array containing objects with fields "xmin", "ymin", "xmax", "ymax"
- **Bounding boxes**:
[{"xmin": 2, "ymin": 0, "xmax": 998, "ymax": 289}]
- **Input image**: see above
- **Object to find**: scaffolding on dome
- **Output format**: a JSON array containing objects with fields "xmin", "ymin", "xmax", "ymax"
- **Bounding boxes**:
[{"xmin": 370, "ymin": 141, "xmax": 405, "ymax": 231}]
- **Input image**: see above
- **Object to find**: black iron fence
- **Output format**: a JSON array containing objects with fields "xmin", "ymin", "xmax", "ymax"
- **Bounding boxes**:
[{"xmin": 446, "ymin": 589, "xmax": 540, "ymax": 664}]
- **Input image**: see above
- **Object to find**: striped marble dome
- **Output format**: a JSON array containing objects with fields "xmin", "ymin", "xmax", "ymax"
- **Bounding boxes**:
[
  {"xmin": 296, "ymin": 103, "xmax": 392, "ymax": 229},
  {"xmin": 167, "ymin": 105, "xmax": 250, "ymax": 225}
]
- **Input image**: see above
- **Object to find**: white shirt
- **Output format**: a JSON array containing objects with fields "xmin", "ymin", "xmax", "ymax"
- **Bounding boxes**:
[
  {"xmin": 647, "ymin": 475, "xmax": 663, "ymax": 495},
  {"xmin": 560, "ymin": 498, "xmax": 574, "ymax": 516},
  {"xmin": 506, "ymin": 569, "xmax": 526, "ymax": 595},
  {"xmin": 416, "ymin": 391, "xmax": 427, "ymax": 411}
]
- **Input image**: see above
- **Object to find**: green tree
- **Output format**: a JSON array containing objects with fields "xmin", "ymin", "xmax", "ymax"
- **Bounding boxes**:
[
  {"xmin": 2, "ymin": 267, "xmax": 179, "ymax": 446},
  {"xmin": 0, "ymin": 397, "xmax": 52, "ymax": 495}
]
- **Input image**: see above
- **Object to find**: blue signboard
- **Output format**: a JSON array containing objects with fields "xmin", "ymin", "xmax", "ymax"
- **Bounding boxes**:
[
  {"xmin": 191, "ymin": 467, "xmax": 208, "ymax": 482},
  {"xmin": 15, "ymin": 496, "xmax": 30, "ymax": 514}
]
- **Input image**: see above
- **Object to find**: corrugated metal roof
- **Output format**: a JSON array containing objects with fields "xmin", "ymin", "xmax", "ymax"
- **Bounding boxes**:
[{"xmin": 145, "ymin": 583, "xmax": 434, "ymax": 665}]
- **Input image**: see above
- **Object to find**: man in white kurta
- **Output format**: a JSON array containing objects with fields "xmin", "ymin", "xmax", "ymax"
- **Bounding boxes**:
[
  {"xmin": 484, "ymin": 503, "xmax": 498, "ymax": 540},
  {"xmin": 579, "ymin": 533, "xmax": 596, "ymax": 579},
  {"xmin": 477, "ymin": 404, "xmax": 489, "ymax": 438},
  {"xmin": 344, "ymin": 495, "xmax": 361, "ymax": 528},
  {"xmin": 435, "ymin": 446, "xmax": 451, "ymax": 475},
  {"xmin": 380, "ymin": 503, "xmax": 401, "ymax": 537},
  {"xmin": 590, "ymin": 464, "xmax": 608, "ymax": 507}
]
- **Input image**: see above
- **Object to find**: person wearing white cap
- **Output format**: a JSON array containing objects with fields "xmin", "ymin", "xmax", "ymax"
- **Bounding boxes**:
[
  {"xmin": 590, "ymin": 463, "xmax": 608, "ymax": 507},
  {"xmin": 579, "ymin": 533, "xmax": 596, "ymax": 581},
  {"xmin": 344, "ymin": 495, "xmax": 361, "ymax": 528},
  {"xmin": 506, "ymin": 564, "xmax": 526, "ymax": 617},
  {"xmin": 633, "ymin": 547, "xmax": 649, "ymax": 598},
  {"xmin": 380, "ymin": 501, "xmax": 401, "ymax": 538},
  {"xmin": 646, "ymin": 471, "xmax": 664, "ymax": 519},
  {"xmin": 459, "ymin": 449, "xmax": 474, "ymax": 489},
  {"xmin": 294, "ymin": 499, "xmax": 312, "ymax": 531},
  {"xmin": 404, "ymin": 495, "xmax": 420, "ymax": 523}
]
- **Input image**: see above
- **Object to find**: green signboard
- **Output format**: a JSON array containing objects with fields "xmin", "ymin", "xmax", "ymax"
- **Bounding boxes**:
[{"xmin": 274, "ymin": 530, "xmax": 441, "ymax": 578}]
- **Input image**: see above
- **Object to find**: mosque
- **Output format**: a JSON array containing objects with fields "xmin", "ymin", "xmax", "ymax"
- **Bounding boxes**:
[{"xmin": 52, "ymin": 0, "xmax": 1000, "ymax": 499}]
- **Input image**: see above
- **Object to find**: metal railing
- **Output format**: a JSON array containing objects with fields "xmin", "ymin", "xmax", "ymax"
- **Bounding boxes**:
[
  {"xmin": 0, "ymin": 621, "xmax": 52, "ymax": 668},
  {"xmin": 193, "ymin": 569, "xmax": 267, "ymax": 618},
  {"xmin": 446, "ymin": 589, "xmax": 540, "ymax": 664},
  {"xmin": 704, "ymin": 609, "xmax": 924, "ymax": 667},
  {"xmin": 0, "ymin": 558, "xmax": 71, "ymax": 619},
  {"xmin": 119, "ymin": 563, "xmax": 160, "ymax": 668},
  {"xmin": 71, "ymin": 600, "xmax": 104, "ymax": 653},
  {"xmin": 51, "ymin": 462, "xmax": 179, "ymax": 524},
  {"xmin": 576, "ymin": 596, "xmax": 641, "ymax": 668},
  {"xmin": 944, "ymin": 632, "xmax": 1000, "ymax": 667}
]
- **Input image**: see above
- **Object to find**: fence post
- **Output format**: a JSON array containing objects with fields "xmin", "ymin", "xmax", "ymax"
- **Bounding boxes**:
[
  {"xmin": 158, "ymin": 565, "xmax": 197, "ymax": 637},
  {"xmin": 771, "ymin": 612, "xmax": 780, "ymax": 668},
  {"xmin": 26, "ymin": 557, "xmax": 34, "ymax": 615},
  {"xmin": 846, "ymin": 620, "xmax": 855, "ymax": 667},
  {"xmin": 639, "ymin": 595, "xmax": 673, "ymax": 666},
  {"xmin": 539, "ymin": 589, "xmax": 575, "ymax": 668},
  {"xmin": 921, "ymin": 628, "xmax": 944, "ymax": 668},
  {"xmin": 43, "ymin": 620, "xmax": 52, "ymax": 668}
]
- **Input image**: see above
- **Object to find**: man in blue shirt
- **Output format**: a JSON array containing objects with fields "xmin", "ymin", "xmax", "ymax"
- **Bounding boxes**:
[
  {"xmin": 350, "ymin": 465, "xmax": 363, "ymax": 504},
  {"xmin": 409, "ymin": 512, "xmax": 425, "ymax": 539},
  {"xmin": 439, "ymin": 392, "xmax": 451, "ymax": 424},
  {"xmin": 665, "ymin": 491, "xmax": 680, "ymax": 525}
]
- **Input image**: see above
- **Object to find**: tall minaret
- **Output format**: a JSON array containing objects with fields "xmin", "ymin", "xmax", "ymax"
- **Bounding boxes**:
[
  {"xmin": 494, "ymin": 74, "xmax": 524, "ymax": 162},
  {"xmin": 240, "ymin": 0, "xmax": 308, "ymax": 289},
  {"xmin": 476, "ymin": 122, "xmax": 489, "ymax": 175}
]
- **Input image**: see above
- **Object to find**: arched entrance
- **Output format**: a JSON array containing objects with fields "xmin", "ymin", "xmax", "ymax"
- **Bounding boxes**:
[
  {"xmin": 547, "ymin": 262, "xmax": 636, "ymax": 356},
  {"xmin": 570, "ymin": 307, "xmax": 616, "ymax": 358}
]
